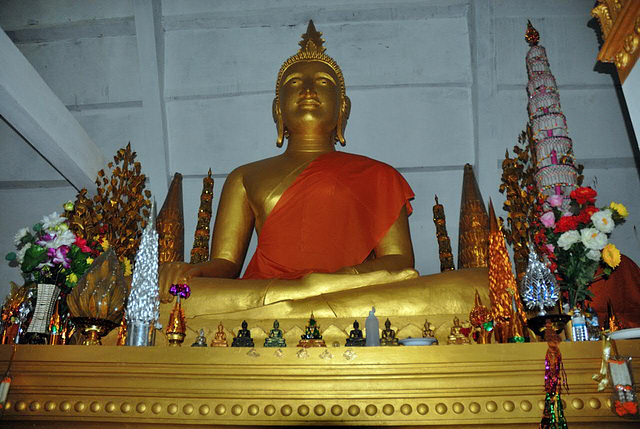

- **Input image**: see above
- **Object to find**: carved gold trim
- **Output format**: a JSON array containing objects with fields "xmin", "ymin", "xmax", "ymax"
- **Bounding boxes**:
[
  {"xmin": 592, "ymin": 0, "xmax": 640, "ymax": 84},
  {"xmin": 0, "ymin": 341, "xmax": 638, "ymax": 427}
]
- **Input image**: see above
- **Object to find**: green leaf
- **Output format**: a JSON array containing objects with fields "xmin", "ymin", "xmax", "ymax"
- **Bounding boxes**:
[
  {"xmin": 33, "ymin": 223, "xmax": 43, "ymax": 232},
  {"xmin": 5, "ymin": 252, "xmax": 16, "ymax": 261},
  {"xmin": 21, "ymin": 245, "xmax": 47, "ymax": 272}
]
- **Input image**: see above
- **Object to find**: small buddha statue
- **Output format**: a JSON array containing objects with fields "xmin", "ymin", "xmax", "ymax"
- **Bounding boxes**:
[
  {"xmin": 447, "ymin": 316, "xmax": 470, "ymax": 345},
  {"xmin": 380, "ymin": 318, "xmax": 399, "ymax": 346},
  {"xmin": 422, "ymin": 319, "xmax": 435, "ymax": 338},
  {"xmin": 210, "ymin": 322, "xmax": 228, "ymax": 347},
  {"xmin": 155, "ymin": 20, "xmax": 489, "ymax": 323},
  {"xmin": 298, "ymin": 312, "xmax": 326, "ymax": 347},
  {"xmin": 191, "ymin": 328, "xmax": 208, "ymax": 347},
  {"xmin": 264, "ymin": 319, "xmax": 286, "ymax": 348},
  {"xmin": 345, "ymin": 320, "xmax": 366, "ymax": 347},
  {"xmin": 232, "ymin": 320, "xmax": 254, "ymax": 347}
]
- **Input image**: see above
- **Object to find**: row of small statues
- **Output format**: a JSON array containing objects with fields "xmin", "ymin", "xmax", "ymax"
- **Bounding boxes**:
[{"xmin": 190, "ymin": 314, "xmax": 460, "ymax": 348}]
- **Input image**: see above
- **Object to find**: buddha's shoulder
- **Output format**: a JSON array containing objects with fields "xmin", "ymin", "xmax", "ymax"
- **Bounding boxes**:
[
  {"xmin": 332, "ymin": 151, "xmax": 399, "ymax": 173},
  {"xmin": 227, "ymin": 156, "xmax": 283, "ymax": 179}
]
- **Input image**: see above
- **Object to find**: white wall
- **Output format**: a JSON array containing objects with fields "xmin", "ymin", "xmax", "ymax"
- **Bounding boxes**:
[{"xmin": 1, "ymin": 0, "xmax": 638, "ymax": 300}]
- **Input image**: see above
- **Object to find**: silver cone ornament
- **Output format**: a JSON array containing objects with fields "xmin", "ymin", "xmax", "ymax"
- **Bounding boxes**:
[{"xmin": 520, "ymin": 243, "xmax": 558, "ymax": 316}]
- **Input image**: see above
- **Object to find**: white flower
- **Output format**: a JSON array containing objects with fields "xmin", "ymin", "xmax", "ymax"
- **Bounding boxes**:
[
  {"xmin": 557, "ymin": 230, "xmax": 581, "ymax": 250},
  {"xmin": 13, "ymin": 227, "xmax": 30, "ymax": 246},
  {"xmin": 16, "ymin": 243, "xmax": 31, "ymax": 264},
  {"xmin": 581, "ymin": 228, "xmax": 608, "ymax": 250},
  {"xmin": 586, "ymin": 249, "xmax": 601, "ymax": 261},
  {"xmin": 41, "ymin": 211, "xmax": 64, "ymax": 232},
  {"xmin": 52, "ymin": 229, "xmax": 75, "ymax": 248},
  {"xmin": 591, "ymin": 209, "xmax": 615, "ymax": 234}
]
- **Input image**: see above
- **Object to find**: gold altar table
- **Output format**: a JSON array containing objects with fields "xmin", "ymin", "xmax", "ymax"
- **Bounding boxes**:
[{"xmin": 0, "ymin": 341, "xmax": 638, "ymax": 428}]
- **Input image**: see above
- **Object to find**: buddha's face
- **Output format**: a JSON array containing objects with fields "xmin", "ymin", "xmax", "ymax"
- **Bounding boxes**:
[{"xmin": 278, "ymin": 61, "xmax": 342, "ymax": 137}]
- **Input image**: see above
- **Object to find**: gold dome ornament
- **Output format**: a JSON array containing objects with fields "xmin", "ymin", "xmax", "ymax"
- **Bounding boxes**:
[
  {"xmin": 165, "ymin": 284, "xmax": 191, "ymax": 347},
  {"xmin": 525, "ymin": 20, "xmax": 540, "ymax": 47}
]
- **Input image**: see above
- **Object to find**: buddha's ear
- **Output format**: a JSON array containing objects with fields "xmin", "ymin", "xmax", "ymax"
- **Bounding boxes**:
[
  {"xmin": 273, "ymin": 97, "xmax": 285, "ymax": 148},
  {"xmin": 336, "ymin": 95, "xmax": 351, "ymax": 147}
]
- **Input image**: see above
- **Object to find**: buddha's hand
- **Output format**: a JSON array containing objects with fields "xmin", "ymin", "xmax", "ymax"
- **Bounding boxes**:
[{"xmin": 158, "ymin": 262, "xmax": 204, "ymax": 303}]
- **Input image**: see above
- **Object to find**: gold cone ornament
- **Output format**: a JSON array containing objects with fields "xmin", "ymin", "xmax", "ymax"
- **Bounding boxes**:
[
  {"xmin": 432, "ymin": 195, "xmax": 455, "ymax": 272},
  {"xmin": 190, "ymin": 169, "xmax": 214, "ymax": 264},
  {"xmin": 157, "ymin": 173, "xmax": 184, "ymax": 264},
  {"xmin": 487, "ymin": 200, "xmax": 527, "ymax": 343},
  {"xmin": 458, "ymin": 164, "xmax": 489, "ymax": 268},
  {"xmin": 469, "ymin": 290, "xmax": 492, "ymax": 344}
]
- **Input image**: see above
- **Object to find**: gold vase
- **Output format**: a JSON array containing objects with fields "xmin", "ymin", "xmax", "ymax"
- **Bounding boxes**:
[{"xmin": 66, "ymin": 249, "xmax": 128, "ymax": 346}]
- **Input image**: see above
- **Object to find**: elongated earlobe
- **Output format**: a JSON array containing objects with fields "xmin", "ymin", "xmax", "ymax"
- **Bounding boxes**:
[
  {"xmin": 273, "ymin": 98, "xmax": 284, "ymax": 148},
  {"xmin": 336, "ymin": 96, "xmax": 351, "ymax": 146}
]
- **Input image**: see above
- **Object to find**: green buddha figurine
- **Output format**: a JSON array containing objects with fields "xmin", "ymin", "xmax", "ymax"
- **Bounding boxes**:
[
  {"xmin": 264, "ymin": 319, "xmax": 286, "ymax": 348},
  {"xmin": 380, "ymin": 318, "xmax": 399, "ymax": 346},
  {"xmin": 345, "ymin": 320, "xmax": 366, "ymax": 347},
  {"xmin": 298, "ymin": 313, "xmax": 326, "ymax": 347},
  {"xmin": 232, "ymin": 320, "xmax": 254, "ymax": 347}
]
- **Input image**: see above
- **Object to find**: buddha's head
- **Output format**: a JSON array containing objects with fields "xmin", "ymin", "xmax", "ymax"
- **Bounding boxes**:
[{"xmin": 274, "ymin": 20, "xmax": 351, "ymax": 147}]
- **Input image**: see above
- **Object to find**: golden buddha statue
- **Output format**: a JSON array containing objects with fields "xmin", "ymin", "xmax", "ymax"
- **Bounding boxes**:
[
  {"xmin": 380, "ymin": 318, "xmax": 399, "ymax": 346},
  {"xmin": 210, "ymin": 322, "xmax": 228, "ymax": 347},
  {"xmin": 157, "ymin": 21, "xmax": 488, "ymax": 323}
]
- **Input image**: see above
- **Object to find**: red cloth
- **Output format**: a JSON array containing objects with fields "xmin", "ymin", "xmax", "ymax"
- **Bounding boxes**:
[
  {"xmin": 242, "ymin": 151, "xmax": 414, "ymax": 279},
  {"xmin": 590, "ymin": 255, "xmax": 640, "ymax": 328}
]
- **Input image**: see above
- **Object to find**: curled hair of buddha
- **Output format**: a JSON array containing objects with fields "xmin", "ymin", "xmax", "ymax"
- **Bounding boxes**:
[{"xmin": 274, "ymin": 20, "xmax": 349, "ymax": 146}]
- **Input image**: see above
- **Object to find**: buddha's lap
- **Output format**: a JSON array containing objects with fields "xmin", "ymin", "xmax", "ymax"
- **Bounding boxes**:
[{"xmin": 166, "ymin": 267, "xmax": 489, "ymax": 320}]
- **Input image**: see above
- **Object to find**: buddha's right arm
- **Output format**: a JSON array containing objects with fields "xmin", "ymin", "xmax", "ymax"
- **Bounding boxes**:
[{"xmin": 158, "ymin": 168, "xmax": 254, "ymax": 302}]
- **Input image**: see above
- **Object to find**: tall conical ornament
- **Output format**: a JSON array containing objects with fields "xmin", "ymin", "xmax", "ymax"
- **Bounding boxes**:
[
  {"xmin": 458, "ymin": 164, "xmax": 489, "ymax": 268},
  {"xmin": 157, "ymin": 173, "xmax": 184, "ymax": 264},
  {"xmin": 521, "ymin": 242, "xmax": 558, "ymax": 316},
  {"xmin": 487, "ymin": 200, "xmax": 527, "ymax": 343},
  {"xmin": 125, "ymin": 200, "xmax": 160, "ymax": 346},
  {"xmin": 190, "ymin": 169, "xmax": 214, "ymax": 264},
  {"xmin": 433, "ymin": 195, "xmax": 455, "ymax": 271},
  {"xmin": 525, "ymin": 22, "xmax": 580, "ymax": 203}
]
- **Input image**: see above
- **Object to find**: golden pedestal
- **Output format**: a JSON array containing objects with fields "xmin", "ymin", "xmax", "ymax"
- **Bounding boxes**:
[{"xmin": 1, "ymin": 341, "xmax": 639, "ymax": 427}]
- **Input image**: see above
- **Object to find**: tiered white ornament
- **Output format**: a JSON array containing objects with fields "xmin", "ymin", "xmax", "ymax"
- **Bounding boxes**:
[{"xmin": 125, "ymin": 201, "xmax": 160, "ymax": 346}]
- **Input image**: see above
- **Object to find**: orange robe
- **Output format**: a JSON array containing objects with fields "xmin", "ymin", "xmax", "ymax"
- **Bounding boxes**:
[
  {"xmin": 590, "ymin": 255, "xmax": 640, "ymax": 328},
  {"xmin": 242, "ymin": 151, "xmax": 414, "ymax": 280}
]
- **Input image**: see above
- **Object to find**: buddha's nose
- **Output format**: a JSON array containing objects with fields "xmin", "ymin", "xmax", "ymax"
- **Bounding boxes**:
[{"xmin": 300, "ymin": 82, "xmax": 317, "ymax": 97}]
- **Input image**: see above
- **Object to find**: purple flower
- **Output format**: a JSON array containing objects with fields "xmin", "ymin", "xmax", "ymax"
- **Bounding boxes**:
[
  {"xmin": 36, "ymin": 233, "xmax": 56, "ymax": 247},
  {"xmin": 47, "ymin": 245, "xmax": 71, "ymax": 269},
  {"xmin": 548, "ymin": 195, "xmax": 564, "ymax": 208},
  {"xmin": 540, "ymin": 211, "xmax": 556, "ymax": 228}
]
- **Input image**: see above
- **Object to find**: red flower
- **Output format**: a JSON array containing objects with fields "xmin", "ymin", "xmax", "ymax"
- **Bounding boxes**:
[
  {"xmin": 577, "ymin": 206, "xmax": 600, "ymax": 224},
  {"xmin": 570, "ymin": 187, "xmax": 597, "ymax": 205},
  {"xmin": 554, "ymin": 216, "xmax": 578, "ymax": 233},
  {"xmin": 74, "ymin": 237, "xmax": 93, "ymax": 253},
  {"xmin": 549, "ymin": 262, "xmax": 558, "ymax": 273}
]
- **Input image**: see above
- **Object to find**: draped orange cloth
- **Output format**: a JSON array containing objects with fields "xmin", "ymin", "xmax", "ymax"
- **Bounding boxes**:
[
  {"xmin": 591, "ymin": 255, "xmax": 640, "ymax": 328},
  {"xmin": 242, "ymin": 151, "xmax": 414, "ymax": 280}
]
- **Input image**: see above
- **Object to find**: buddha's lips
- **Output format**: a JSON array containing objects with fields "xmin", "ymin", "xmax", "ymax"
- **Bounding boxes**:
[{"xmin": 298, "ymin": 98, "xmax": 320, "ymax": 106}]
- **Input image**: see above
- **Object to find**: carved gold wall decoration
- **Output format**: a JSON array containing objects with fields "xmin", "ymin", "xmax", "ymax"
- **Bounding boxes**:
[
  {"xmin": 457, "ymin": 164, "xmax": 489, "ymax": 269},
  {"xmin": 592, "ymin": 0, "xmax": 640, "ymax": 83},
  {"xmin": 432, "ymin": 195, "xmax": 455, "ymax": 272},
  {"xmin": 157, "ymin": 173, "xmax": 184, "ymax": 264},
  {"xmin": 190, "ymin": 169, "xmax": 214, "ymax": 264}
]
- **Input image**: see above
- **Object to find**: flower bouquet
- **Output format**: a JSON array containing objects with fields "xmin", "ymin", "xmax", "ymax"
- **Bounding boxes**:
[
  {"xmin": 534, "ymin": 186, "xmax": 628, "ymax": 308},
  {"xmin": 3, "ymin": 202, "xmax": 130, "ymax": 344}
]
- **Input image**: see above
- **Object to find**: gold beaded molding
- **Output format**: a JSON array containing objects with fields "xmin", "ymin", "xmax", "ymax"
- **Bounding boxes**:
[
  {"xmin": 592, "ymin": 0, "xmax": 640, "ymax": 83},
  {"xmin": 1, "ymin": 341, "xmax": 638, "ymax": 427}
]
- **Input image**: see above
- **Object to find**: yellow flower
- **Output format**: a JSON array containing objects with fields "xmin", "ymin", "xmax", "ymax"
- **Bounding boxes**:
[
  {"xmin": 602, "ymin": 243, "xmax": 621, "ymax": 268},
  {"xmin": 609, "ymin": 202, "xmax": 629, "ymax": 218},
  {"xmin": 101, "ymin": 238, "xmax": 110, "ymax": 250},
  {"xmin": 66, "ymin": 272, "xmax": 78, "ymax": 284},
  {"xmin": 86, "ymin": 257, "xmax": 94, "ymax": 265},
  {"xmin": 122, "ymin": 257, "xmax": 132, "ymax": 276}
]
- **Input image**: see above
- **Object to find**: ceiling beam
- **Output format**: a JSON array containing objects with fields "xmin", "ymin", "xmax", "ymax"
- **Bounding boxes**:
[
  {"xmin": 134, "ymin": 0, "xmax": 169, "ymax": 201},
  {"xmin": 0, "ymin": 27, "xmax": 106, "ymax": 192}
]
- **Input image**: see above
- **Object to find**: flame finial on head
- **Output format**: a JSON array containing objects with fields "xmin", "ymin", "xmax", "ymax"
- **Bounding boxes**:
[{"xmin": 525, "ymin": 20, "xmax": 540, "ymax": 47}]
